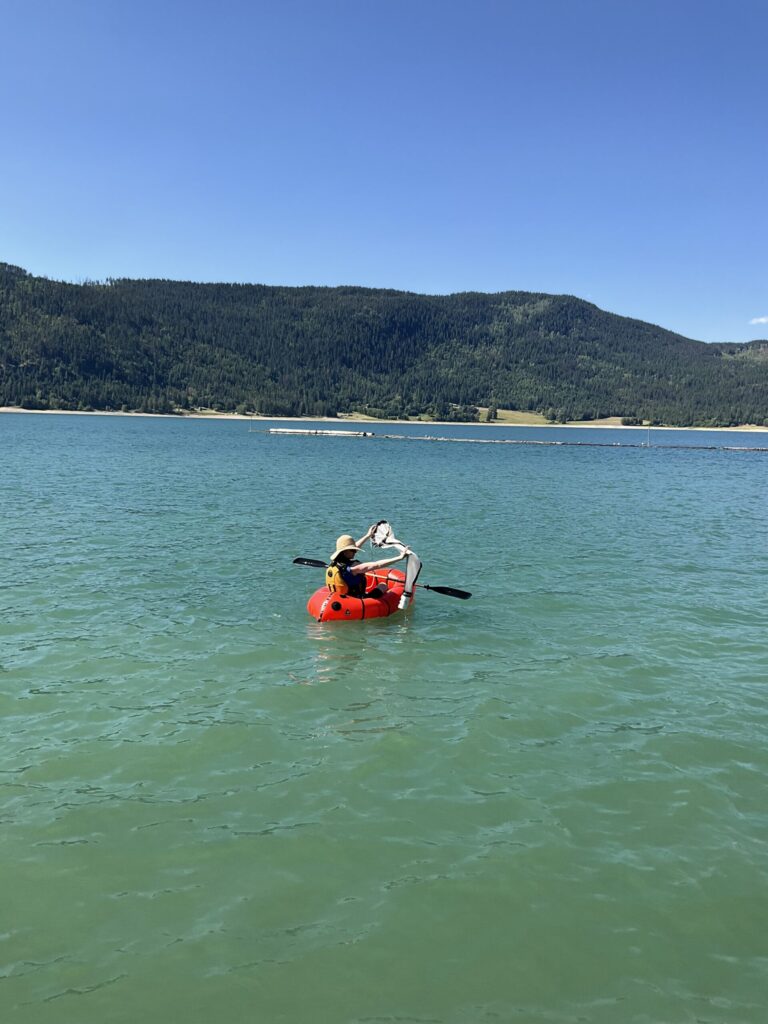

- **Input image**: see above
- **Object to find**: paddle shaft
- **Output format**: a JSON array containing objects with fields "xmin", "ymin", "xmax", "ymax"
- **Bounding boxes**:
[{"xmin": 292, "ymin": 557, "xmax": 471, "ymax": 600}]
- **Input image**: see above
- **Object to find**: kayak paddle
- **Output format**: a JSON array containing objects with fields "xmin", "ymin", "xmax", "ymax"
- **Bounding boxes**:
[{"xmin": 292, "ymin": 557, "xmax": 472, "ymax": 600}]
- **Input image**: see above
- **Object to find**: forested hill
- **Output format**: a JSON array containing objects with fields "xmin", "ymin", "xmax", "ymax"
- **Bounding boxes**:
[{"xmin": 1, "ymin": 262, "xmax": 767, "ymax": 426}]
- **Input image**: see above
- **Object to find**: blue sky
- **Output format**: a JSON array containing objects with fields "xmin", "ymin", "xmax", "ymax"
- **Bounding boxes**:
[{"xmin": 2, "ymin": 0, "xmax": 766, "ymax": 342}]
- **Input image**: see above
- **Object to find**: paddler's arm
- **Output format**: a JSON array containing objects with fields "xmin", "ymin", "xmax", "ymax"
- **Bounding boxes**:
[
  {"xmin": 349, "ymin": 545, "xmax": 412, "ymax": 575},
  {"xmin": 355, "ymin": 524, "xmax": 376, "ymax": 548}
]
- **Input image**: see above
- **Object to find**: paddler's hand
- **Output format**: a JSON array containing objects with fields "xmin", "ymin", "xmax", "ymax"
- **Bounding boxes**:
[{"xmin": 356, "ymin": 524, "xmax": 376, "ymax": 547}]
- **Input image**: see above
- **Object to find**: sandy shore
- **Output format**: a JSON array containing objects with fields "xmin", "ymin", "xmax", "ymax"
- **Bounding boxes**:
[{"xmin": 1, "ymin": 406, "xmax": 766, "ymax": 432}]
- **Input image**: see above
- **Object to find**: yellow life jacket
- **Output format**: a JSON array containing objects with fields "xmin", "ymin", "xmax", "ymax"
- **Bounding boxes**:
[{"xmin": 326, "ymin": 560, "xmax": 365, "ymax": 596}]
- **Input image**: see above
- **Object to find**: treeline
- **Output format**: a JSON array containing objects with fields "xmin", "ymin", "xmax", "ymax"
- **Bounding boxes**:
[{"xmin": 1, "ymin": 262, "xmax": 767, "ymax": 426}]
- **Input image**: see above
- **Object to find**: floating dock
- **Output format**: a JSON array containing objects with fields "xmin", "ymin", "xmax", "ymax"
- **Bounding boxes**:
[
  {"xmin": 264, "ymin": 427, "xmax": 767, "ymax": 452},
  {"xmin": 268, "ymin": 428, "xmax": 375, "ymax": 437}
]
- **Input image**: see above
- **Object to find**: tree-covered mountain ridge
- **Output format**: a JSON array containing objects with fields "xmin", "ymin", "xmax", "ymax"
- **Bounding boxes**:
[{"xmin": 2, "ymin": 262, "xmax": 767, "ymax": 425}]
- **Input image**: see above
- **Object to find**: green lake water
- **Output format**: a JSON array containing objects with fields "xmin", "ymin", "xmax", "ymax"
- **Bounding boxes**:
[{"xmin": 2, "ymin": 413, "xmax": 767, "ymax": 1023}]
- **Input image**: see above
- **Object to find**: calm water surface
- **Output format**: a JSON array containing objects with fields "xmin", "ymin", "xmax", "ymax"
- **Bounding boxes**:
[{"xmin": 2, "ymin": 413, "xmax": 767, "ymax": 1023}]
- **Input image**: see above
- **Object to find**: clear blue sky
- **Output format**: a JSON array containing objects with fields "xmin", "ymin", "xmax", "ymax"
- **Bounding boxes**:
[{"xmin": 2, "ymin": 0, "xmax": 766, "ymax": 342}]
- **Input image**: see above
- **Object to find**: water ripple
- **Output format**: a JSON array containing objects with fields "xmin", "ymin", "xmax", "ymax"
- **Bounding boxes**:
[{"xmin": 2, "ymin": 414, "xmax": 767, "ymax": 1023}]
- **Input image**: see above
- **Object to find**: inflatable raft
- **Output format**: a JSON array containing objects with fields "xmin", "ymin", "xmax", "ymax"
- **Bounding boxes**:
[{"xmin": 307, "ymin": 568, "xmax": 411, "ymax": 622}]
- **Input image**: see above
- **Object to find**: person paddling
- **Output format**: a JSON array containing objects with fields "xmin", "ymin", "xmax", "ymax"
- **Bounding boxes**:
[{"xmin": 326, "ymin": 526, "xmax": 411, "ymax": 598}]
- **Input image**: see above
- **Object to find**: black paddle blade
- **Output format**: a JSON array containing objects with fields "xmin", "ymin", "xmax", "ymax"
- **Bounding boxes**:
[
  {"xmin": 293, "ymin": 557, "xmax": 327, "ymax": 568},
  {"xmin": 423, "ymin": 584, "xmax": 472, "ymax": 600}
]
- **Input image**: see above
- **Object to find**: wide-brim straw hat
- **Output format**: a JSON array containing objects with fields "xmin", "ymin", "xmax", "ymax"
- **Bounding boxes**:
[{"xmin": 332, "ymin": 534, "xmax": 362, "ymax": 560}]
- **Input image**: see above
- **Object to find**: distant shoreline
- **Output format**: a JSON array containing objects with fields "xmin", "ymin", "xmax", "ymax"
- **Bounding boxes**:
[{"xmin": 2, "ymin": 406, "xmax": 767, "ymax": 432}]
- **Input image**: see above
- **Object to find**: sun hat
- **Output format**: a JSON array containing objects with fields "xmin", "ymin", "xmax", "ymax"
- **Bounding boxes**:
[{"xmin": 332, "ymin": 534, "xmax": 362, "ymax": 560}]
